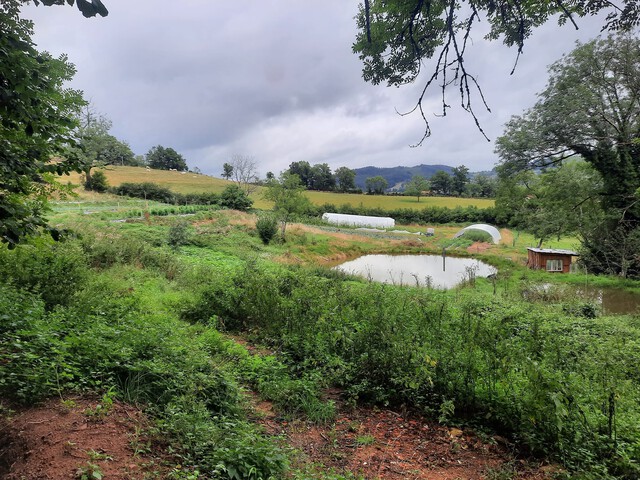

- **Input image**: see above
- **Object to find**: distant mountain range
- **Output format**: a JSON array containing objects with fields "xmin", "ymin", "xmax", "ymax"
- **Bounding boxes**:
[
  {"xmin": 352, "ymin": 164, "xmax": 495, "ymax": 191},
  {"xmin": 353, "ymin": 164, "xmax": 453, "ymax": 190}
]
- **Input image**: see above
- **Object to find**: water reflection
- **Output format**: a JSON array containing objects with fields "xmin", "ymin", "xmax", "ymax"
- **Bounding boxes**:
[
  {"xmin": 573, "ymin": 286, "xmax": 640, "ymax": 315},
  {"xmin": 522, "ymin": 283, "xmax": 640, "ymax": 315},
  {"xmin": 334, "ymin": 254, "xmax": 497, "ymax": 289}
]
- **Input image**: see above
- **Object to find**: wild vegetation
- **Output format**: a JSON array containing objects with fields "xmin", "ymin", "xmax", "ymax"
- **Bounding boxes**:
[
  {"xmin": 3, "ymin": 3, "xmax": 640, "ymax": 478},
  {"xmin": 1, "ymin": 199, "xmax": 639, "ymax": 478}
]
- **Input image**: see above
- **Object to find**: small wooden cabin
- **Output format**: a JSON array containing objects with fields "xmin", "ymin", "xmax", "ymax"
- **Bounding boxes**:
[{"xmin": 527, "ymin": 248, "xmax": 579, "ymax": 273}]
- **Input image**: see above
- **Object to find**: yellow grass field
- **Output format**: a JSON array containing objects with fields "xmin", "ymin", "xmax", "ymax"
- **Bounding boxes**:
[{"xmin": 63, "ymin": 166, "xmax": 495, "ymax": 211}]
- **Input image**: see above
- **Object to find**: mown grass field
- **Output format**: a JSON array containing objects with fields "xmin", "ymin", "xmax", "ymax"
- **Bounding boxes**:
[{"xmin": 63, "ymin": 166, "xmax": 495, "ymax": 210}]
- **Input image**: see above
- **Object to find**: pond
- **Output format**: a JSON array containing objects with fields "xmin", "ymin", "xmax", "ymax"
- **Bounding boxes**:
[
  {"xmin": 569, "ymin": 286, "xmax": 640, "ymax": 315},
  {"xmin": 522, "ymin": 283, "xmax": 640, "ymax": 315},
  {"xmin": 334, "ymin": 254, "xmax": 497, "ymax": 289}
]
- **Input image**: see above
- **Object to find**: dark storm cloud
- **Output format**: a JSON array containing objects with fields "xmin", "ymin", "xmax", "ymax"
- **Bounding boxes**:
[{"xmin": 22, "ymin": 1, "xmax": 606, "ymax": 175}]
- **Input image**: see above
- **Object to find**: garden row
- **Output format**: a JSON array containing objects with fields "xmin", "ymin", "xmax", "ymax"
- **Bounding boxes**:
[{"xmin": 113, "ymin": 181, "xmax": 499, "ymax": 225}]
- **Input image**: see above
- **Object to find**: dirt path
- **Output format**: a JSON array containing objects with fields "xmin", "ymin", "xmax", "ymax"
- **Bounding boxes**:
[
  {"xmin": 253, "ymin": 396, "xmax": 555, "ymax": 480},
  {"xmin": 1, "ymin": 328, "xmax": 557, "ymax": 480},
  {"xmin": 0, "ymin": 396, "xmax": 170, "ymax": 480}
]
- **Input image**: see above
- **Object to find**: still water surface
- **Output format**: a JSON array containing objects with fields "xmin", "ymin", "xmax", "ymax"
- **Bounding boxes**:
[
  {"xmin": 572, "ymin": 286, "xmax": 640, "ymax": 315},
  {"xmin": 334, "ymin": 254, "xmax": 497, "ymax": 289}
]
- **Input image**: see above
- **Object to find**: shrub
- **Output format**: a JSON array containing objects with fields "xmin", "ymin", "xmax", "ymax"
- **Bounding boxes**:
[
  {"xmin": 255, "ymin": 215, "xmax": 278, "ymax": 244},
  {"xmin": 85, "ymin": 170, "xmax": 109, "ymax": 192},
  {"xmin": 219, "ymin": 184, "xmax": 253, "ymax": 211},
  {"xmin": 111, "ymin": 182, "xmax": 175, "ymax": 203},
  {"xmin": 0, "ymin": 238, "xmax": 88, "ymax": 310},
  {"xmin": 168, "ymin": 220, "xmax": 192, "ymax": 249}
]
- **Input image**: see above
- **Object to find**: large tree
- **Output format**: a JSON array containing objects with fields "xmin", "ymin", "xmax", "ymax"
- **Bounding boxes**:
[
  {"xmin": 230, "ymin": 154, "xmax": 259, "ymax": 195},
  {"xmin": 496, "ymin": 35, "xmax": 640, "ymax": 276},
  {"xmin": 495, "ymin": 162, "xmax": 603, "ymax": 247},
  {"xmin": 466, "ymin": 174, "xmax": 497, "ymax": 198},
  {"xmin": 404, "ymin": 174, "xmax": 430, "ymax": 202},
  {"xmin": 451, "ymin": 165, "xmax": 470, "ymax": 197},
  {"xmin": 146, "ymin": 145, "xmax": 188, "ymax": 171},
  {"xmin": 308, "ymin": 163, "xmax": 336, "ymax": 191},
  {"xmin": 353, "ymin": 1, "xmax": 640, "ymax": 141},
  {"xmin": 287, "ymin": 161, "xmax": 312, "ymax": 188},
  {"xmin": 221, "ymin": 162, "xmax": 233, "ymax": 180},
  {"xmin": 73, "ymin": 108, "xmax": 134, "ymax": 190},
  {"xmin": 334, "ymin": 166, "xmax": 357, "ymax": 192},
  {"xmin": 429, "ymin": 170, "xmax": 452, "ymax": 196},
  {"xmin": 0, "ymin": 1, "xmax": 86, "ymax": 247},
  {"xmin": 365, "ymin": 175, "xmax": 388, "ymax": 195}
]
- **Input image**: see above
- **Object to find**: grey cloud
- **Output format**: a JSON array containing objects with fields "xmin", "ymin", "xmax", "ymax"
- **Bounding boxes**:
[{"xmin": 23, "ymin": 1, "xmax": 607, "ymax": 174}]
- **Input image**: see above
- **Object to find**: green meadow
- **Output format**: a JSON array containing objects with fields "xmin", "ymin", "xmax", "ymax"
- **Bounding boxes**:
[{"xmin": 64, "ymin": 166, "xmax": 494, "ymax": 210}]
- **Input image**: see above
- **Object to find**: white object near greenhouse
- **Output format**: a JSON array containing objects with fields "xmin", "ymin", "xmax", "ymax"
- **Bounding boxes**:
[
  {"xmin": 322, "ymin": 213, "xmax": 395, "ymax": 228},
  {"xmin": 453, "ymin": 224, "xmax": 502, "ymax": 244}
]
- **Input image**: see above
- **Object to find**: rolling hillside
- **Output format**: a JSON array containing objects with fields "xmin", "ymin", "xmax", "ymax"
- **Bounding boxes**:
[
  {"xmin": 63, "ymin": 166, "xmax": 494, "ymax": 210},
  {"xmin": 353, "ymin": 164, "xmax": 454, "ymax": 190}
]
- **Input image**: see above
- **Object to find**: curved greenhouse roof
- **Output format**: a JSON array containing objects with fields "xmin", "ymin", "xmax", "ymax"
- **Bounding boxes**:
[
  {"xmin": 453, "ymin": 224, "xmax": 502, "ymax": 244},
  {"xmin": 322, "ymin": 213, "xmax": 395, "ymax": 228}
]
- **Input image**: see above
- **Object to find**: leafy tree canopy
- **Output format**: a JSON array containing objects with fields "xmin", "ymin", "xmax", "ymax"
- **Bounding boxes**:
[
  {"xmin": 263, "ymin": 172, "xmax": 312, "ymax": 237},
  {"xmin": 334, "ymin": 166, "xmax": 357, "ymax": 192},
  {"xmin": 404, "ymin": 174, "xmax": 429, "ymax": 202},
  {"xmin": 495, "ymin": 161, "xmax": 603, "ymax": 246},
  {"xmin": 30, "ymin": 0, "xmax": 108, "ymax": 18},
  {"xmin": 1, "ymin": 0, "xmax": 86, "ymax": 247},
  {"xmin": 146, "ymin": 145, "xmax": 188, "ymax": 171},
  {"xmin": 496, "ymin": 35, "xmax": 640, "ymax": 212},
  {"xmin": 354, "ymin": 0, "xmax": 640, "ymax": 141},
  {"xmin": 71, "ymin": 108, "xmax": 135, "ymax": 190},
  {"xmin": 451, "ymin": 165, "xmax": 470, "ymax": 196},
  {"xmin": 287, "ymin": 161, "xmax": 312, "ymax": 188},
  {"xmin": 429, "ymin": 170, "xmax": 452, "ymax": 196},
  {"xmin": 308, "ymin": 163, "xmax": 336, "ymax": 191},
  {"xmin": 365, "ymin": 175, "xmax": 388, "ymax": 195},
  {"xmin": 496, "ymin": 35, "xmax": 640, "ymax": 276},
  {"xmin": 222, "ymin": 162, "xmax": 233, "ymax": 180}
]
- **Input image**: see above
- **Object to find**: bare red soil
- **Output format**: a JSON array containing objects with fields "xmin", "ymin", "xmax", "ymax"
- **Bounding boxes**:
[
  {"xmin": 1, "ymin": 391, "xmax": 559, "ymax": 480},
  {"xmin": 251, "ymin": 391, "xmax": 558, "ymax": 480},
  {"xmin": 0, "ymin": 396, "xmax": 170, "ymax": 480}
]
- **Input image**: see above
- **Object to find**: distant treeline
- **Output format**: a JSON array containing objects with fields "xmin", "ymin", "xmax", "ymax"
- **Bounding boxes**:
[{"xmin": 112, "ymin": 182, "xmax": 498, "ymax": 225}]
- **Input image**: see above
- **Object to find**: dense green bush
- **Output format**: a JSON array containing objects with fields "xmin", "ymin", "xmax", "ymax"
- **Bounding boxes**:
[
  {"xmin": 168, "ymin": 220, "xmax": 192, "ymax": 249},
  {"xmin": 85, "ymin": 170, "xmax": 109, "ymax": 192},
  {"xmin": 218, "ymin": 184, "xmax": 253, "ymax": 211},
  {"xmin": 255, "ymin": 215, "xmax": 278, "ymax": 244},
  {"xmin": 199, "ymin": 262, "xmax": 640, "ymax": 478},
  {"xmin": 111, "ymin": 182, "xmax": 217, "ymax": 206},
  {"xmin": 0, "ymin": 249, "xmax": 288, "ymax": 478},
  {"xmin": 3, "ymin": 224, "xmax": 639, "ymax": 478},
  {"xmin": 111, "ymin": 182, "xmax": 176, "ymax": 203},
  {"xmin": 0, "ymin": 238, "xmax": 88, "ymax": 309}
]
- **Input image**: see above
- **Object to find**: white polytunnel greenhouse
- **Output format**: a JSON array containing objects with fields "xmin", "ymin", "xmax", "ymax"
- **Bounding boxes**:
[
  {"xmin": 322, "ymin": 213, "xmax": 395, "ymax": 228},
  {"xmin": 453, "ymin": 224, "xmax": 502, "ymax": 244}
]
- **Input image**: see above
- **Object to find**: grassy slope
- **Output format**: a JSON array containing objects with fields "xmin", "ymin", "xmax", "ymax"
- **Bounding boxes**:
[{"xmin": 64, "ymin": 166, "xmax": 495, "ymax": 210}]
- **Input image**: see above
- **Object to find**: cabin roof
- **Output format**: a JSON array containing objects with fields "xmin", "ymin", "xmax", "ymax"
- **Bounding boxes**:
[{"xmin": 527, "ymin": 247, "xmax": 580, "ymax": 256}]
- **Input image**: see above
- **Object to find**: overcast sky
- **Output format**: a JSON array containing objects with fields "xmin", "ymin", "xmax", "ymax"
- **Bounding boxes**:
[{"xmin": 22, "ymin": 1, "xmax": 605, "ymax": 176}]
